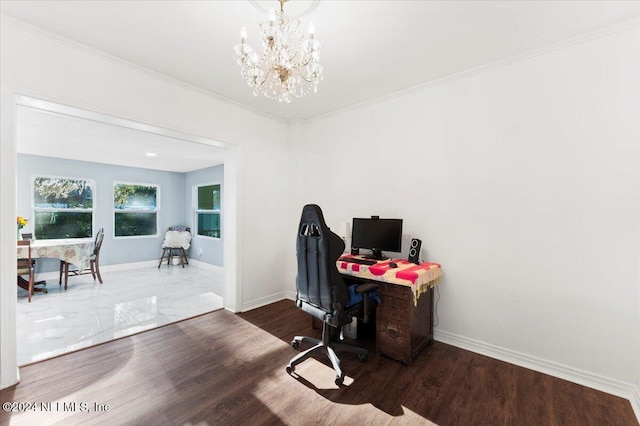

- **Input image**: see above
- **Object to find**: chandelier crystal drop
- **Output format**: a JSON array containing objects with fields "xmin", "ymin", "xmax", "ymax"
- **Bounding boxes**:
[{"xmin": 233, "ymin": 0, "xmax": 323, "ymax": 103}]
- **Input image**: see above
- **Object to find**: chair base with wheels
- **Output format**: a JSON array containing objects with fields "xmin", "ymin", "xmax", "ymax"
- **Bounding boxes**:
[{"xmin": 287, "ymin": 317, "xmax": 368, "ymax": 386}]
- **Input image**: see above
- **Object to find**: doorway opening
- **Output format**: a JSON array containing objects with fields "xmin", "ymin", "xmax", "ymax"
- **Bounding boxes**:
[{"xmin": 13, "ymin": 95, "xmax": 238, "ymax": 365}]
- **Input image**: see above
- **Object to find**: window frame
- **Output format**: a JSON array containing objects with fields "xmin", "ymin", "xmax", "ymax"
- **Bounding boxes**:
[
  {"xmin": 194, "ymin": 182, "xmax": 221, "ymax": 240},
  {"xmin": 31, "ymin": 174, "xmax": 96, "ymax": 240},
  {"xmin": 113, "ymin": 181, "xmax": 160, "ymax": 239}
]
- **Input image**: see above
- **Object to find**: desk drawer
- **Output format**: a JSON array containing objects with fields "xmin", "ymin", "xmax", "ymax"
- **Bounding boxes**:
[
  {"xmin": 377, "ymin": 319, "xmax": 410, "ymax": 364},
  {"xmin": 377, "ymin": 282, "xmax": 412, "ymax": 302},
  {"xmin": 377, "ymin": 297, "xmax": 409, "ymax": 325}
]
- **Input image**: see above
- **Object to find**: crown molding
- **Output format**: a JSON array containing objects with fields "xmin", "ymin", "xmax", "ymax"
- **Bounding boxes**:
[
  {"xmin": 2, "ymin": 13, "xmax": 638, "ymax": 125},
  {"xmin": 306, "ymin": 15, "xmax": 640, "ymax": 124},
  {"xmin": 0, "ymin": 14, "xmax": 288, "ymax": 125}
]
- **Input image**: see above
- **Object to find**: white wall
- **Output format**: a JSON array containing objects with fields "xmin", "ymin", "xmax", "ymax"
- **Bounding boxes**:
[
  {"xmin": 295, "ymin": 27, "xmax": 640, "ymax": 400},
  {"xmin": 0, "ymin": 18, "xmax": 290, "ymax": 388}
]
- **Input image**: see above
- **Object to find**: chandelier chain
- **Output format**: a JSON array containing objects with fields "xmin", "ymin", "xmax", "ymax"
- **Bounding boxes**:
[{"xmin": 248, "ymin": 0, "xmax": 320, "ymax": 19}]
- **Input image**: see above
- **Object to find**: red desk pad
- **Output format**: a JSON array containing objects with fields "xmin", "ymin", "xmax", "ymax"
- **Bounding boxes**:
[{"xmin": 337, "ymin": 255, "xmax": 442, "ymax": 304}]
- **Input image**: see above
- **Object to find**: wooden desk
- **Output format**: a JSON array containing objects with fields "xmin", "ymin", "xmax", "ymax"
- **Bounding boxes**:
[{"xmin": 337, "ymin": 255, "xmax": 442, "ymax": 366}]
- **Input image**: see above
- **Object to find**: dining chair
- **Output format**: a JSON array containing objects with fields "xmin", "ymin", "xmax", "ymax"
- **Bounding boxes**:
[
  {"xmin": 20, "ymin": 234, "xmax": 47, "ymax": 288},
  {"xmin": 59, "ymin": 228, "xmax": 104, "ymax": 289},
  {"xmin": 17, "ymin": 240, "xmax": 35, "ymax": 302}
]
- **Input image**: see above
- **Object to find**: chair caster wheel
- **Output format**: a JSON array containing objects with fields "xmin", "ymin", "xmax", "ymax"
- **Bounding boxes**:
[
  {"xmin": 358, "ymin": 353, "xmax": 368, "ymax": 362},
  {"xmin": 335, "ymin": 375, "xmax": 344, "ymax": 386},
  {"xmin": 291, "ymin": 340, "xmax": 299, "ymax": 349},
  {"xmin": 286, "ymin": 365, "xmax": 294, "ymax": 374}
]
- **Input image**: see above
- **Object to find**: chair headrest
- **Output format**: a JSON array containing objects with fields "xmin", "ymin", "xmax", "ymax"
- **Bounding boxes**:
[{"xmin": 299, "ymin": 204, "xmax": 328, "ymax": 236}]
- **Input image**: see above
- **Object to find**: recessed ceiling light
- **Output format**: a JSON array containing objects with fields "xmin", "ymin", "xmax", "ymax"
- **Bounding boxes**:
[{"xmin": 146, "ymin": 152, "xmax": 157, "ymax": 157}]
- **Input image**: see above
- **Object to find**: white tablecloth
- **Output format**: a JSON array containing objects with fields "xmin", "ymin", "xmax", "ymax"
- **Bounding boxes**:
[{"xmin": 17, "ymin": 239, "xmax": 93, "ymax": 270}]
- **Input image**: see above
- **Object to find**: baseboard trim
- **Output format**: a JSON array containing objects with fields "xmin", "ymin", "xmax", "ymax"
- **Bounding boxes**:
[
  {"xmin": 188, "ymin": 259, "xmax": 223, "ymax": 273},
  {"xmin": 35, "ymin": 259, "xmax": 223, "ymax": 282},
  {"xmin": 242, "ymin": 291, "xmax": 295, "ymax": 312},
  {"xmin": 631, "ymin": 385, "xmax": 640, "ymax": 422},
  {"xmin": 35, "ymin": 260, "xmax": 158, "ymax": 281},
  {"xmin": 233, "ymin": 290, "xmax": 640, "ymax": 423},
  {"xmin": 101, "ymin": 260, "xmax": 158, "ymax": 272},
  {"xmin": 435, "ymin": 329, "xmax": 639, "ymax": 421}
]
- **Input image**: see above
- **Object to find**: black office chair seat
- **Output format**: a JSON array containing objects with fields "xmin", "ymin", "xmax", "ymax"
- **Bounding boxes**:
[{"xmin": 286, "ymin": 204, "xmax": 378, "ymax": 386}]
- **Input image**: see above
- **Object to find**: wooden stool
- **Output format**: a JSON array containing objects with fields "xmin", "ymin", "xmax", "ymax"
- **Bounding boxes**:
[{"xmin": 158, "ymin": 247, "xmax": 189, "ymax": 268}]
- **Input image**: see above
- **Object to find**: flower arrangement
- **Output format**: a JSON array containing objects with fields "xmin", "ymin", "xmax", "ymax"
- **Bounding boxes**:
[
  {"xmin": 17, "ymin": 216, "xmax": 28, "ymax": 240},
  {"xmin": 17, "ymin": 216, "xmax": 28, "ymax": 230}
]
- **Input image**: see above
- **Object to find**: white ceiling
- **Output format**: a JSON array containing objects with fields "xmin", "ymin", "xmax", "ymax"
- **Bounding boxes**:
[
  {"xmin": 16, "ymin": 105, "xmax": 225, "ymax": 173},
  {"xmin": 2, "ymin": 1, "xmax": 639, "ymax": 122},
  {"xmin": 5, "ymin": 1, "xmax": 637, "ymax": 172}
]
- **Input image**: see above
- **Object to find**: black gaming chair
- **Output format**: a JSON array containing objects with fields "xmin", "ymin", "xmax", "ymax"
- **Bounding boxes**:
[{"xmin": 286, "ymin": 204, "xmax": 378, "ymax": 385}]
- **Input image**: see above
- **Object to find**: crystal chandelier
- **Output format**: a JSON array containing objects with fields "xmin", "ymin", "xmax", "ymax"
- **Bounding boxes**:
[{"xmin": 233, "ymin": 0, "xmax": 323, "ymax": 103}]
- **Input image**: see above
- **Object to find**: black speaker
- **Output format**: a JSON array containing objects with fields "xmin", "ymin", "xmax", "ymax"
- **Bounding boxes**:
[
  {"xmin": 408, "ymin": 238, "xmax": 422, "ymax": 264},
  {"xmin": 351, "ymin": 247, "xmax": 359, "ymax": 255}
]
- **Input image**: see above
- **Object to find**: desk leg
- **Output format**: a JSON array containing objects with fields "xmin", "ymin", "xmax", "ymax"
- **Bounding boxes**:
[{"xmin": 427, "ymin": 287, "xmax": 434, "ymax": 345}]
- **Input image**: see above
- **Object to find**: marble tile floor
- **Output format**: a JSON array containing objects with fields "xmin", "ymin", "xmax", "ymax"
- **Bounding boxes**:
[{"xmin": 16, "ymin": 264, "xmax": 224, "ymax": 365}]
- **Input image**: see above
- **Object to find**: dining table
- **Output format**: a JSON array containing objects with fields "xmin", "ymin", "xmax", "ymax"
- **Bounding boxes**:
[{"xmin": 17, "ymin": 238, "xmax": 94, "ymax": 293}]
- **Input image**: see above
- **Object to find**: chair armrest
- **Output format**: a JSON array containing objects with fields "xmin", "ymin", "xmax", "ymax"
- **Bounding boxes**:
[
  {"xmin": 355, "ymin": 283, "xmax": 379, "ymax": 294},
  {"xmin": 355, "ymin": 283, "xmax": 379, "ymax": 324}
]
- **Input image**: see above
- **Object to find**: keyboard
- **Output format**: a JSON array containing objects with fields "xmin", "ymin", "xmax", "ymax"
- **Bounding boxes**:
[{"xmin": 338, "ymin": 257, "xmax": 376, "ymax": 266}]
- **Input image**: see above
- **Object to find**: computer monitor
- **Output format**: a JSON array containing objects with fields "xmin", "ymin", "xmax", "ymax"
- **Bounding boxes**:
[{"xmin": 351, "ymin": 217, "xmax": 403, "ymax": 260}]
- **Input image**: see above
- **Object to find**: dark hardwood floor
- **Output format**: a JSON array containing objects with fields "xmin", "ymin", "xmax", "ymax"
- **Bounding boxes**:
[{"xmin": 1, "ymin": 299, "xmax": 637, "ymax": 425}]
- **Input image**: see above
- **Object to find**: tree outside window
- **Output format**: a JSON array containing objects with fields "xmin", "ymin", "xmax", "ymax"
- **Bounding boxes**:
[
  {"xmin": 114, "ymin": 183, "xmax": 159, "ymax": 237},
  {"xmin": 33, "ymin": 176, "xmax": 94, "ymax": 240},
  {"xmin": 196, "ymin": 183, "xmax": 221, "ymax": 238}
]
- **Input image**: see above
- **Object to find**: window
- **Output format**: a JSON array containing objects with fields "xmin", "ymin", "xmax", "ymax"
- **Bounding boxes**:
[
  {"xmin": 33, "ymin": 176, "xmax": 94, "ymax": 240},
  {"xmin": 195, "ymin": 183, "xmax": 221, "ymax": 238},
  {"xmin": 114, "ymin": 182, "xmax": 159, "ymax": 237}
]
